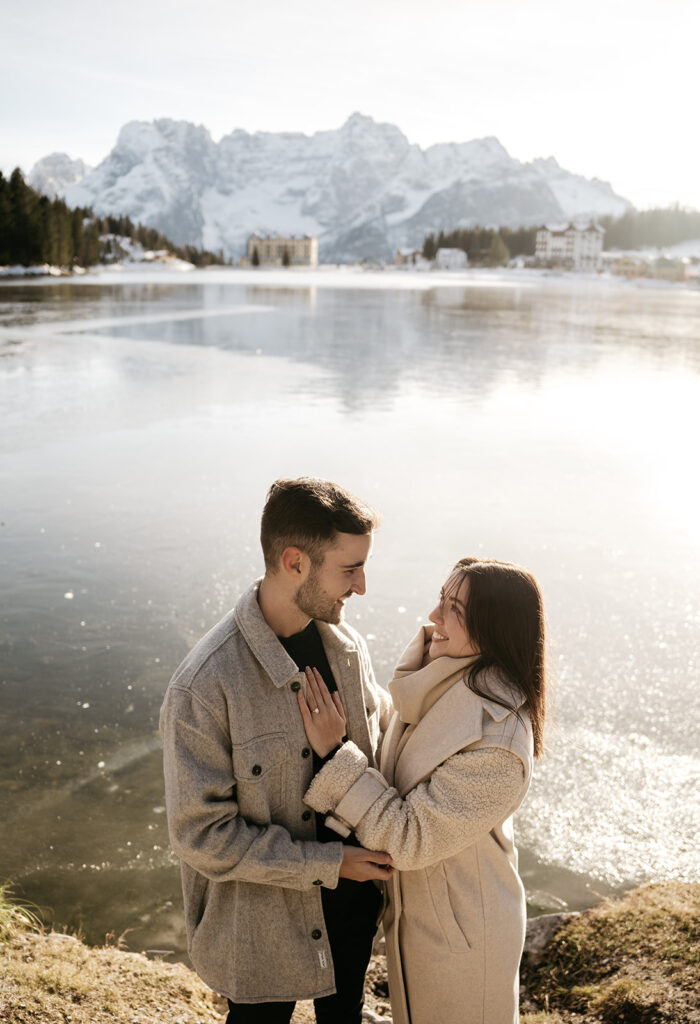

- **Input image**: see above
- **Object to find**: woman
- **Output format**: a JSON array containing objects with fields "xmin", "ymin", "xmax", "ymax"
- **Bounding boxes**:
[{"xmin": 297, "ymin": 557, "xmax": 547, "ymax": 1024}]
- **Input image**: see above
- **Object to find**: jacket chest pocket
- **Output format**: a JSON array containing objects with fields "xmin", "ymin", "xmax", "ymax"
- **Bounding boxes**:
[{"xmin": 232, "ymin": 732, "xmax": 288, "ymax": 814}]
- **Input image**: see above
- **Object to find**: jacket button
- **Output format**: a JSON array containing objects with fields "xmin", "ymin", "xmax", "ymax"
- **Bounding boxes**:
[
  {"xmin": 313, "ymin": 879, "xmax": 323, "ymax": 886},
  {"xmin": 302, "ymin": 810, "xmax": 312, "ymax": 821},
  {"xmin": 251, "ymin": 764, "xmax": 262, "ymax": 776},
  {"xmin": 311, "ymin": 929, "xmax": 322, "ymax": 940},
  {"xmin": 301, "ymin": 747, "xmax": 311, "ymax": 758},
  {"xmin": 291, "ymin": 681, "xmax": 301, "ymax": 692}
]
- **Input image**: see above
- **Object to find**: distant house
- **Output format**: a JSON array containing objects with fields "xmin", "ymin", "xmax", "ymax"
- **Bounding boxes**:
[
  {"xmin": 608, "ymin": 254, "xmax": 649, "ymax": 278},
  {"xmin": 434, "ymin": 247, "xmax": 468, "ymax": 270},
  {"xmin": 535, "ymin": 222, "xmax": 605, "ymax": 271},
  {"xmin": 244, "ymin": 234, "xmax": 318, "ymax": 267},
  {"xmin": 649, "ymin": 257, "xmax": 687, "ymax": 282},
  {"xmin": 395, "ymin": 248, "xmax": 424, "ymax": 267}
]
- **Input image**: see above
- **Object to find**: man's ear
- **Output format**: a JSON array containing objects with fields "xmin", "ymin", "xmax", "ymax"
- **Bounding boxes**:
[{"xmin": 280, "ymin": 546, "xmax": 309, "ymax": 578}]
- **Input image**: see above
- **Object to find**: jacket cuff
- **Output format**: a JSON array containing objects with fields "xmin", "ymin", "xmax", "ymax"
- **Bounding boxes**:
[
  {"xmin": 331, "ymin": 768, "xmax": 389, "ymax": 830},
  {"xmin": 302, "ymin": 839, "xmax": 344, "ymax": 890},
  {"xmin": 303, "ymin": 740, "xmax": 368, "ymax": 813}
]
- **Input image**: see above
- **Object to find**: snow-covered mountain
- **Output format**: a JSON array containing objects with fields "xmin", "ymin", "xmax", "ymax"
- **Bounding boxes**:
[
  {"xmin": 28, "ymin": 153, "xmax": 93, "ymax": 199},
  {"xmin": 31, "ymin": 114, "xmax": 631, "ymax": 262}
]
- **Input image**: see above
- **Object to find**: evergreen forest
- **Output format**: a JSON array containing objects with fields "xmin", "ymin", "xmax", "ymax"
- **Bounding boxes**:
[{"xmin": 0, "ymin": 169, "xmax": 226, "ymax": 270}]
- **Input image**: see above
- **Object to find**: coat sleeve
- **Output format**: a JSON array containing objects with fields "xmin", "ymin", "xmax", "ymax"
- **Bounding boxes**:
[
  {"xmin": 303, "ymin": 740, "xmax": 524, "ymax": 871},
  {"xmin": 161, "ymin": 685, "xmax": 343, "ymax": 890}
]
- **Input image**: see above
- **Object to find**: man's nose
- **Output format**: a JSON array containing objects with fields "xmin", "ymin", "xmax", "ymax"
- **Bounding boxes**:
[{"xmin": 352, "ymin": 570, "xmax": 366, "ymax": 596}]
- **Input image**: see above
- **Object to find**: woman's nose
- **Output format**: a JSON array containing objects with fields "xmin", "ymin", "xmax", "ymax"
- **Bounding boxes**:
[{"xmin": 428, "ymin": 605, "xmax": 441, "ymax": 625}]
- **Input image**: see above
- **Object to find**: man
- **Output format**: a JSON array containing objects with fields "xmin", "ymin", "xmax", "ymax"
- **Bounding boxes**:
[{"xmin": 160, "ymin": 477, "xmax": 393, "ymax": 1024}]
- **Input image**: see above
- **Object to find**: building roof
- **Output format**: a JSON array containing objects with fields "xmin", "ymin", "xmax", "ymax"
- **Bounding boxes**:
[
  {"xmin": 248, "ymin": 233, "xmax": 317, "ymax": 241},
  {"xmin": 541, "ymin": 222, "xmax": 605, "ymax": 236}
]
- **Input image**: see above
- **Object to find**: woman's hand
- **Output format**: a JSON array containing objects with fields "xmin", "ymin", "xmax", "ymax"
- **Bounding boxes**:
[{"xmin": 297, "ymin": 666, "xmax": 347, "ymax": 758}]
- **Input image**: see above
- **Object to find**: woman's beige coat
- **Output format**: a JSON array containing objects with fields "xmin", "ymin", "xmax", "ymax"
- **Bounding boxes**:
[{"xmin": 304, "ymin": 627, "xmax": 534, "ymax": 1024}]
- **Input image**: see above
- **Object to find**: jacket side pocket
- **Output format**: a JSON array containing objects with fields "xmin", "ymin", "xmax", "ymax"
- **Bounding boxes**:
[{"xmin": 426, "ymin": 862, "xmax": 471, "ymax": 953}]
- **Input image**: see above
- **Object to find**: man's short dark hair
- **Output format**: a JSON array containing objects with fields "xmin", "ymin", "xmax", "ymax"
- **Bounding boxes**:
[{"xmin": 260, "ymin": 477, "xmax": 380, "ymax": 571}]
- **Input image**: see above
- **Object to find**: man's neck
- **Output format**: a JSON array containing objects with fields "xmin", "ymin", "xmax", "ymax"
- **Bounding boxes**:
[{"xmin": 258, "ymin": 575, "xmax": 311, "ymax": 638}]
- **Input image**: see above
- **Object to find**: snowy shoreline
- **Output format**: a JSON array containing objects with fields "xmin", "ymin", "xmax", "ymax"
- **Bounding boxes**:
[{"xmin": 2, "ymin": 261, "xmax": 699, "ymax": 293}]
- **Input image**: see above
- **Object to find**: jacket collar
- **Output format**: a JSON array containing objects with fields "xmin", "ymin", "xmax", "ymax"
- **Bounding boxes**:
[
  {"xmin": 233, "ymin": 580, "xmax": 357, "ymax": 688},
  {"xmin": 388, "ymin": 625, "xmax": 524, "ymax": 724},
  {"xmin": 385, "ymin": 626, "xmax": 527, "ymax": 795}
]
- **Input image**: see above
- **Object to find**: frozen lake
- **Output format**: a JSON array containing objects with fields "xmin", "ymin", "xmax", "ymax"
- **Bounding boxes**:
[{"xmin": 1, "ymin": 267, "xmax": 699, "ymax": 957}]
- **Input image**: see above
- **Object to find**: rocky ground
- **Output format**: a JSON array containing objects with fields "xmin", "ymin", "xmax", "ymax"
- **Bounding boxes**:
[{"xmin": 1, "ymin": 882, "xmax": 698, "ymax": 1023}]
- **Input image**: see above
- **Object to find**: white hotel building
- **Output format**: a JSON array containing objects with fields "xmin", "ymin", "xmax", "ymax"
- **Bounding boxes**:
[{"xmin": 535, "ymin": 222, "xmax": 605, "ymax": 271}]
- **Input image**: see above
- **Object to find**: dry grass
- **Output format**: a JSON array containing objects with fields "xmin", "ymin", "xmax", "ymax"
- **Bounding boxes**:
[
  {"xmin": 521, "ymin": 881, "xmax": 700, "ymax": 1023},
  {"xmin": 2, "ymin": 882, "xmax": 698, "ymax": 1023},
  {"xmin": 0, "ymin": 883, "xmax": 223, "ymax": 1024}
]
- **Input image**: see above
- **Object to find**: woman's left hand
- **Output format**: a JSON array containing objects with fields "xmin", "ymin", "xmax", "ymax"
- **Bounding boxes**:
[{"xmin": 297, "ymin": 666, "xmax": 347, "ymax": 758}]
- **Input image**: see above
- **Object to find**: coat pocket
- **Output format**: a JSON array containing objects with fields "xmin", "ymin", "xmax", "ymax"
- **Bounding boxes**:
[
  {"xmin": 232, "ymin": 731, "xmax": 288, "ymax": 814},
  {"xmin": 426, "ymin": 862, "xmax": 471, "ymax": 953}
]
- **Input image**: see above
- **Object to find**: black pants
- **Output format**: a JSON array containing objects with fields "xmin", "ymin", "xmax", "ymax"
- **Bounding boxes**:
[{"xmin": 225, "ymin": 880, "xmax": 381, "ymax": 1024}]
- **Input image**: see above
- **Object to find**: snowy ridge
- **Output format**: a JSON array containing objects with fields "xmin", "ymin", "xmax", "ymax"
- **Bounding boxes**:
[
  {"xmin": 30, "ymin": 114, "xmax": 632, "ymax": 262},
  {"xmin": 28, "ymin": 153, "xmax": 93, "ymax": 199}
]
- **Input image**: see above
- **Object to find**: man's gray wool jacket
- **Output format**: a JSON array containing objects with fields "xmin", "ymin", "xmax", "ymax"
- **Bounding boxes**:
[{"xmin": 160, "ymin": 581, "xmax": 392, "ymax": 1003}]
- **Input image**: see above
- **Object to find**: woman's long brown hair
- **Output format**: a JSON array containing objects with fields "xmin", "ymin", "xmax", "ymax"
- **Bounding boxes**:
[{"xmin": 447, "ymin": 557, "xmax": 547, "ymax": 757}]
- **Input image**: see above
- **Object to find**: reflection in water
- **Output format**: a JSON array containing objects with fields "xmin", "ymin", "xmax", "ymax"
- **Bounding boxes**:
[{"xmin": 1, "ymin": 270, "xmax": 699, "ymax": 956}]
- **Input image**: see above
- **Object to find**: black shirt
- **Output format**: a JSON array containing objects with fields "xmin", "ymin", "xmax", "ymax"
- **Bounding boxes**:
[
  {"xmin": 278, "ymin": 620, "xmax": 349, "ymax": 846},
  {"xmin": 278, "ymin": 620, "xmax": 381, "ymax": 919}
]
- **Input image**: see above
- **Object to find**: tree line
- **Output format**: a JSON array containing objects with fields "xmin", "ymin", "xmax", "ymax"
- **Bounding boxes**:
[
  {"xmin": 422, "ymin": 226, "xmax": 537, "ymax": 266},
  {"xmin": 598, "ymin": 205, "xmax": 700, "ymax": 250},
  {"xmin": 0, "ymin": 169, "xmax": 227, "ymax": 269},
  {"xmin": 422, "ymin": 206, "xmax": 700, "ymax": 264}
]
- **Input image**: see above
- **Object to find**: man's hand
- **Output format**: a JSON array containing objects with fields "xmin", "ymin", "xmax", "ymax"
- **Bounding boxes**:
[{"xmin": 338, "ymin": 846, "xmax": 394, "ymax": 881}]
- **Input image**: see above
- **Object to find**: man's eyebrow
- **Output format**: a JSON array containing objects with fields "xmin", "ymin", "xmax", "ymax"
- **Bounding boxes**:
[{"xmin": 340, "ymin": 560, "xmax": 366, "ymax": 569}]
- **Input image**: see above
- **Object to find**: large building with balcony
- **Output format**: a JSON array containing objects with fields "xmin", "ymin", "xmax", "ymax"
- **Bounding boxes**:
[
  {"xmin": 245, "ymin": 234, "xmax": 318, "ymax": 267},
  {"xmin": 535, "ymin": 222, "xmax": 605, "ymax": 271}
]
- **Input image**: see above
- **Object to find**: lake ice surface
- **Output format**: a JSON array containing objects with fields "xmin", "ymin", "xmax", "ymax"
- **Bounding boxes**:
[{"xmin": 1, "ymin": 268, "xmax": 698, "ymax": 953}]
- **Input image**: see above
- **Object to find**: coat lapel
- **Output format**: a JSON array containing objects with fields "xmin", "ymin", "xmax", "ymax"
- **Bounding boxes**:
[
  {"xmin": 394, "ymin": 681, "xmax": 485, "ymax": 796},
  {"xmin": 379, "ymin": 711, "xmax": 405, "ymax": 786},
  {"xmin": 316, "ymin": 622, "xmax": 374, "ymax": 763}
]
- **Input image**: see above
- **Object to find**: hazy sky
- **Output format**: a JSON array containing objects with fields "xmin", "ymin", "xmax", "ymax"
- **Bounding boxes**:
[{"xmin": 2, "ymin": 0, "xmax": 697, "ymax": 209}]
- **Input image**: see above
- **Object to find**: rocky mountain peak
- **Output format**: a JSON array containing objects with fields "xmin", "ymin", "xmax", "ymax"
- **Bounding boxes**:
[{"xmin": 30, "ymin": 115, "xmax": 632, "ymax": 262}]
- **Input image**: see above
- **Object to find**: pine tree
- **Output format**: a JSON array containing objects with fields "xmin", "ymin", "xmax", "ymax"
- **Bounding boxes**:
[
  {"xmin": 423, "ymin": 233, "xmax": 437, "ymax": 260},
  {"xmin": 282, "ymin": 247, "xmax": 290, "ymax": 267},
  {"xmin": 252, "ymin": 246, "xmax": 260, "ymax": 267},
  {"xmin": 488, "ymin": 234, "xmax": 510, "ymax": 266},
  {"xmin": 0, "ymin": 173, "xmax": 11, "ymax": 265}
]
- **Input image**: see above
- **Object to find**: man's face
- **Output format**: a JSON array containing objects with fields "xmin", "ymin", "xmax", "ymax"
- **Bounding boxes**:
[{"xmin": 294, "ymin": 532, "xmax": 373, "ymax": 624}]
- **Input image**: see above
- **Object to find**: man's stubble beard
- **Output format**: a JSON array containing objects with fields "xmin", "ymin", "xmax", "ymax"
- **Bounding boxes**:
[{"xmin": 294, "ymin": 567, "xmax": 348, "ymax": 625}]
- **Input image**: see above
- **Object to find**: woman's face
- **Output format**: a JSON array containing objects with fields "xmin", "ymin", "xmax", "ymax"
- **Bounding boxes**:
[{"xmin": 428, "ymin": 572, "xmax": 480, "ymax": 659}]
